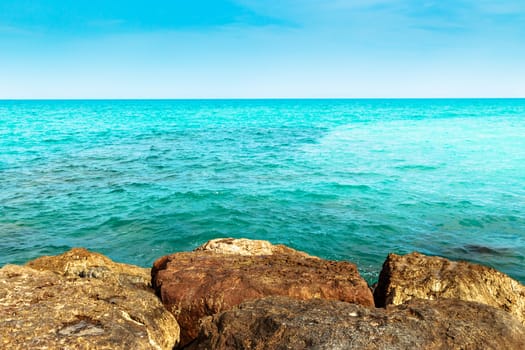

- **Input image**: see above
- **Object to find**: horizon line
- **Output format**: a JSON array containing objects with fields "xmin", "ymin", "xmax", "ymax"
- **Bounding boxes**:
[{"xmin": 1, "ymin": 97, "xmax": 525, "ymax": 101}]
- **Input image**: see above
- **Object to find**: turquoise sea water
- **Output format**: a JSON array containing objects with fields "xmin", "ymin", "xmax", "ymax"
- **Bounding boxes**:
[{"xmin": 1, "ymin": 99, "xmax": 524, "ymax": 283}]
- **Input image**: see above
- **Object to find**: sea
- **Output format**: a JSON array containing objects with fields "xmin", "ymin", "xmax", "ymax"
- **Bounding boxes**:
[{"xmin": 1, "ymin": 99, "xmax": 524, "ymax": 284}]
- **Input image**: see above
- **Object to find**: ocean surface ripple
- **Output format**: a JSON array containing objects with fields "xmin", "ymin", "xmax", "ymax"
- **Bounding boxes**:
[{"xmin": 1, "ymin": 99, "xmax": 524, "ymax": 283}]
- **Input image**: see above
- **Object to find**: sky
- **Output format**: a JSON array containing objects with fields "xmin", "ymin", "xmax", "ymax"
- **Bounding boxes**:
[{"xmin": 0, "ymin": 0, "xmax": 524, "ymax": 98}]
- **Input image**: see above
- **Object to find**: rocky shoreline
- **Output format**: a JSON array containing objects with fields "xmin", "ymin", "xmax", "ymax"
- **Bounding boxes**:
[{"xmin": 1, "ymin": 238, "xmax": 524, "ymax": 349}]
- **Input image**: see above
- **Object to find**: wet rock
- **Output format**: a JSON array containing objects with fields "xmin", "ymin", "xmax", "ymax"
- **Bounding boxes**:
[
  {"xmin": 188, "ymin": 296, "xmax": 525, "ymax": 350},
  {"xmin": 152, "ymin": 239, "xmax": 373, "ymax": 347},
  {"xmin": 1, "ymin": 249, "xmax": 179, "ymax": 350},
  {"xmin": 374, "ymin": 252, "xmax": 525, "ymax": 325}
]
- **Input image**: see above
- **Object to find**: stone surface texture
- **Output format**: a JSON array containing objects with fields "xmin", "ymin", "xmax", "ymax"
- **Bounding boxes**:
[
  {"xmin": 188, "ymin": 296, "xmax": 525, "ymax": 350},
  {"xmin": 152, "ymin": 239, "xmax": 373, "ymax": 347},
  {"xmin": 195, "ymin": 238, "xmax": 316, "ymax": 258},
  {"xmin": 4, "ymin": 244, "xmax": 524, "ymax": 350},
  {"xmin": 0, "ymin": 249, "xmax": 179, "ymax": 350},
  {"xmin": 27, "ymin": 247, "xmax": 151, "ymax": 288},
  {"xmin": 374, "ymin": 252, "xmax": 525, "ymax": 325}
]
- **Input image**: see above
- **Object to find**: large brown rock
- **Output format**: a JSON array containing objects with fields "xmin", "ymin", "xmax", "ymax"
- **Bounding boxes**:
[
  {"xmin": 374, "ymin": 252, "xmax": 525, "ymax": 325},
  {"xmin": 188, "ymin": 296, "xmax": 525, "ymax": 350},
  {"xmin": 0, "ymin": 249, "xmax": 179, "ymax": 350},
  {"xmin": 152, "ymin": 238, "xmax": 373, "ymax": 347}
]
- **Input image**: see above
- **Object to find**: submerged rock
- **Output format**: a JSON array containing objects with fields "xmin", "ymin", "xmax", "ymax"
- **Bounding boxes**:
[
  {"xmin": 0, "ymin": 249, "xmax": 179, "ymax": 350},
  {"xmin": 188, "ymin": 296, "xmax": 525, "ymax": 350},
  {"xmin": 152, "ymin": 238, "xmax": 373, "ymax": 347},
  {"xmin": 374, "ymin": 252, "xmax": 525, "ymax": 325},
  {"xmin": 458, "ymin": 244, "xmax": 512, "ymax": 255}
]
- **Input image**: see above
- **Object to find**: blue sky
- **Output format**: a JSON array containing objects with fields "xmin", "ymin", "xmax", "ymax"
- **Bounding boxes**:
[{"xmin": 0, "ymin": 0, "xmax": 524, "ymax": 98}]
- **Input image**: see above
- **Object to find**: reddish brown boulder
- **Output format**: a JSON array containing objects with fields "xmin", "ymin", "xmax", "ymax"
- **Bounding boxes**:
[
  {"xmin": 374, "ymin": 252, "xmax": 525, "ymax": 325},
  {"xmin": 188, "ymin": 296, "xmax": 525, "ymax": 350},
  {"xmin": 152, "ymin": 239, "xmax": 373, "ymax": 347}
]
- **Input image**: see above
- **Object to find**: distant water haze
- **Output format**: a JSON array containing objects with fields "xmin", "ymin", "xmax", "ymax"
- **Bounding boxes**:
[{"xmin": 1, "ymin": 99, "xmax": 524, "ymax": 283}]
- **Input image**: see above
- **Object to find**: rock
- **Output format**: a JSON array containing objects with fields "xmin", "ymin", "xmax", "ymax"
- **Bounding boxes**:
[
  {"xmin": 152, "ymin": 239, "xmax": 373, "ymax": 347},
  {"xmin": 0, "ymin": 249, "xmax": 179, "ymax": 350},
  {"xmin": 188, "ymin": 296, "xmax": 525, "ymax": 350},
  {"xmin": 374, "ymin": 252, "xmax": 525, "ymax": 325},
  {"xmin": 27, "ymin": 247, "xmax": 151, "ymax": 289},
  {"xmin": 195, "ymin": 237, "xmax": 316, "ymax": 258}
]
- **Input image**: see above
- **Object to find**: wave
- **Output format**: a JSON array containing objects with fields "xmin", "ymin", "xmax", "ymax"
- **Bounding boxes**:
[{"xmin": 394, "ymin": 164, "xmax": 440, "ymax": 171}]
